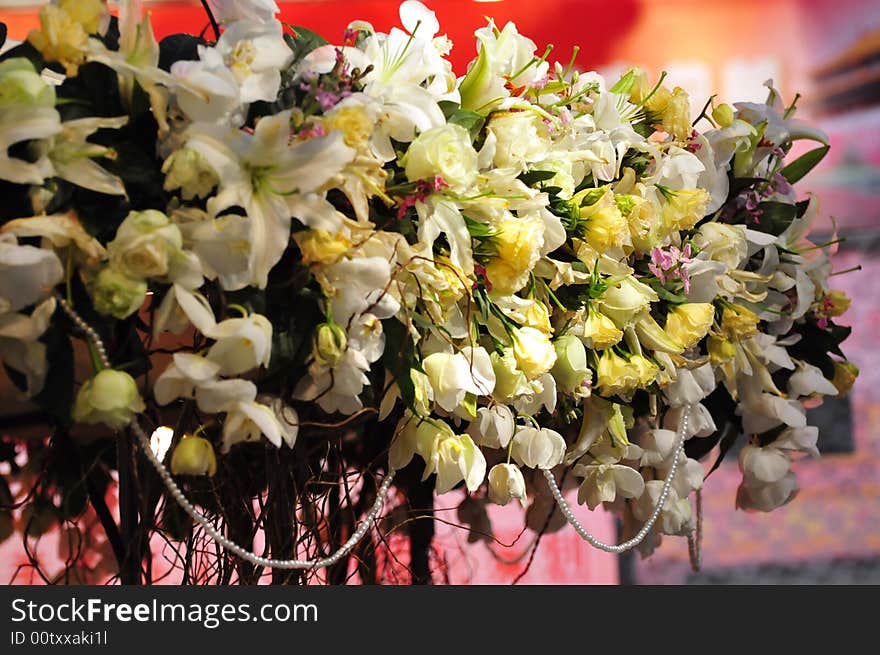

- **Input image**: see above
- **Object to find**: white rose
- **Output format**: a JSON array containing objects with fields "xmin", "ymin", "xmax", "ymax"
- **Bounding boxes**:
[
  {"xmin": 162, "ymin": 147, "xmax": 219, "ymax": 200},
  {"xmin": 487, "ymin": 111, "xmax": 551, "ymax": 172},
  {"xmin": 693, "ymin": 222, "xmax": 747, "ymax": 269},
  {"xmin": 73, "ymin": 369, "xmax": 145, "ymax": 430},
  {"xmin": 108, "ymin": 210, "xmax": 185, "ymax": 280},
  {"xmin": 511, "ymin": 426, "xmax": 566, "ymax": 469},
  {"xmin": 403, "ymin": 123, "xmax": 478, "ymax": 192},
  {"xmin": 488, "ymin": 463, "xmax": 527, "ymax": 506}
]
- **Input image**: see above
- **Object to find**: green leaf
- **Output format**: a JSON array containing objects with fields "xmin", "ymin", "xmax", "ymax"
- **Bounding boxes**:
[
  {"xmin": 382, "ymin": 318, "xmax": 416, "ymax": 410},
  {"xmin": 754, "ymin": 201, "xmax": 798, "ymax": 236},
  {"xmin": 609, "ymin": 68, "xmax": 636, "ymax": 94},
  {"xmin": 780, "ymin": 144, "xmax": 830, "ymax": 184},
  {"xmin": 447, "ymin": 107, "xmax": 485, "ymax": 140},
  {"xmin": 283, "ymin": 26, "xmax": 329, "ymax": 63},
  {"xmin": 519, "ymin": 170, "xmax": 557, "ymax": 186}
]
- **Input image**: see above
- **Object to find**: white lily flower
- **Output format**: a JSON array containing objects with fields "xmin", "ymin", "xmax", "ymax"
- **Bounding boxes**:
[
  {"xmin": 185, "ymin": 113, "xmax": 355, "ymax": 288},
  {"xmin": 2, "ymin": 213, "xmax": 106, "ymax": 263},
  {"xmin": 195, "ymin": 378, "xmax": 258, "ymax": 414},
  {"xmin": 49, "ymin": 116, "xmax": 128, "ymax": 196},
  {"xmin": 170, "ymin": 48, "xmax": 243, "ymax": 126},
  {"xmin": 0, "ymin": 105, "xmax": 60, "ymax": 184}
]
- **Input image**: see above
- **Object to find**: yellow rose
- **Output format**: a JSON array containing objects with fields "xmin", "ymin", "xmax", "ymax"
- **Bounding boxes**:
[
  {"xmin": 512, "ymin": 327, "xmax": 557, "ymax": 380},
  {"xmin": 618, "ymin": 193, "xmax": 660, "ymax": 254},
  {"xmin": 629, "ymin": 354, "xmax": 659, "ymax": 387},
  {"xmin": 831, "ymin": 361, "xmax": 858, "ymax": 398},
  {"xmin": 59, "ymin": 0, "xmax": 107, "ymax": 35},
  {"xmin": 583, "ymin": 307, "xmax": 624, "ymax": 350},
  {"xmin": 665, "ymin": 303, "xmax": 715, "ymax": 350},
  {"xmin": 484, "ymin": 215, "xmax": 544, "ymax": 295},
  {"xmin": 661, "ymin": 188, "xmax": 711, "ymax": 232},
  {"xmin": 660, "ymin": 86, "xmax": 692, "ymax": 140},
  {"xmin": 575, "ymin": 189, "xmax": 629, "ymax": 252},
  {"xmin": 721, "ymin": 304, "xmax": 759, "ymax": 339},
  {"xmin": 28, "ymin": 5, "xmax": 89, "ymax": 77},
  {"xmin": 294, "ymin": 229, "xmax": 352, "ymax": 266},
  {"xmin": 595, "ymin": 350, "xmax": 640, "ymax": 397}
]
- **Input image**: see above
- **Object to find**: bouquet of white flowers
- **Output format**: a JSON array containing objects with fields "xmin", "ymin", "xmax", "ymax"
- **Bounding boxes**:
[{"xmin": 0, "ymin": 0, "xmax": 858, "ymax": 583}]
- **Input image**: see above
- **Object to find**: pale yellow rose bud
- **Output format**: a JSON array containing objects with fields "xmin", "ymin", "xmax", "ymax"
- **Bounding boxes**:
[
  {"xmin": 831, "ymin": 361, "xmax": 859, "ymax": 398},
  {"xmin": 107, "ymin": 210, "xmax": 184, "ymax": 280},
  {"xmin": 596, "ymin": 349, "xmax": 640, "ymax": 397},
  {"xmin": 171, "ymin": 435, "xmax": 217, "ymax": 476},
  {"xmin": 575, "ymin": 189, "xmax": 629, "ymax": 252},
  {"xmin": 90, "ymin": 266, "xmax": 147, "ymax": 320},
  {"xmin": 490, "ymin": 350, "xmax": 530, "ymax": 402},
  {"xmin": 583, "ymin": 308, "xmax": 624, "ymax": 350},
  {"xmin": 313, "ymin": 321, "xmax": 347, "ymax": 367},
  {"xmin": 660, "ymin": 87, "xmax": 692, "ymax": 140},
  {"xmin": 73, "ymin": 369, "xmax": 145, "ymax": 430},
  {"xmin": 512, "ymin": 327, "xmax": 557, "ymax": 380},
  {"xmin": 551, "ymin": 335, "xmax": 591, "ymax": 396},
  {"xmin": 488, "ymin": 463, "xmax": 527, "ymax": 506},
  {"xmin": 664, "ymin": 303, "xmax": 715, "ymax": 350},
  {"xmin": 712, "ymin": 103, "xmax": 735, "ymax": 128},
  {"xmin": 629, "ymin": 354, "xmax": 659, "ymax": 388}
]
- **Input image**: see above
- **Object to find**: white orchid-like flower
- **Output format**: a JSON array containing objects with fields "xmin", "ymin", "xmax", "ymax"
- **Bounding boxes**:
[
  {"xmin": 0, "ymin": 105, "xmax": 60, "ymax": 184},
  {"xmin": 511, "ymin": 426, "xmax": 566, "ymax": 470},
  {"xmin": 575, "ymin": 460, "xmax": 645, "ymax": 510},
  {"xmin": 422, "ymin": 346, "xmax": 496, "ymax": 414}
]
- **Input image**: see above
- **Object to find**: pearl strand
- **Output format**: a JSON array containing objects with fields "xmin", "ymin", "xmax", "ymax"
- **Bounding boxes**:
[
  {"xmin": 56, "ymin": 293, "xmax": 395, "ymax": 570},
  {"xmin": 543, "ymin": 406, "xmax": 691, "ymax": 554},
  {"xmin": 132, "ymin": 419, "xmax": 395, "ymax": 570}
]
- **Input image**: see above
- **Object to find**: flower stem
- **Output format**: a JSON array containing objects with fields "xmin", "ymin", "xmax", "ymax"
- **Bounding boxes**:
[{"xmin": 200, "ymin": 0, "xmax": 220, "ymax": 41}]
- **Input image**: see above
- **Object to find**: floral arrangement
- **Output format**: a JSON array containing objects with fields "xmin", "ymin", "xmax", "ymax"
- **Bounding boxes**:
[{"xmin": 0, "ymin": 0, "xmax": 859, "ymax": 583}]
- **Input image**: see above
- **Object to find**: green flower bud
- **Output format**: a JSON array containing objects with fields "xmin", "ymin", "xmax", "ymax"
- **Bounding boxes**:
[
  {"xmin": 313, "ymin": 321, "xmax": 347, "ymax": 367},
  {"xmin": 171, "ymin": 435, "xmax": 217, "ymax": 477},
  {"xmin": 72, "ymin": 369, "xmax": 145, "ymax": 430},
  {"xmin": 712, "ymin": 103, "xmax": 735, "ymax": 128},
  {"xmin": 90, "ymin": 266, "xmax": 147, "ymax": 319}
]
